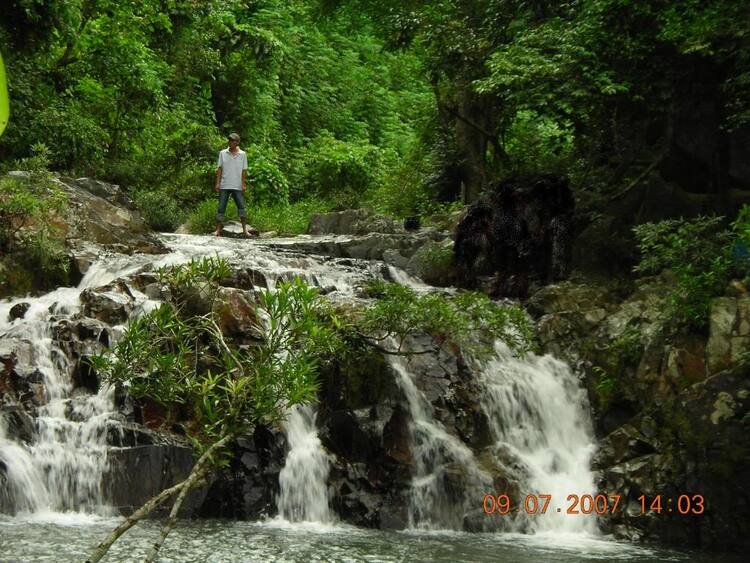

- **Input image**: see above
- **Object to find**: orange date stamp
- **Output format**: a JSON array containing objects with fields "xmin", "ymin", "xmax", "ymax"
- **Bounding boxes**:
[{"xmin": 482, "ymin": 493, "xmax": 705, "ymax": 516}]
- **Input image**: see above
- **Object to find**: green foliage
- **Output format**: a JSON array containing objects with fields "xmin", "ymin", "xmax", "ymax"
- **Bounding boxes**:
[
  {"xmin": 156, "ymin": 256, "xmax": 231, "ymax": 294},
  {"xmin": 592, "ymin": 366, "xmax": 617, "ymax": 411},
  {"xmin": 186, "ymin": 199, "xmax": 238, "ymax": 234},
  {"xmin": 93, "ymin": 264, "xmax": 331, "ymax": 448},
  {"xmin": 0, "ymin": 143, "xmax": 66, "ymax": 250},
  {"xmin": 18, "ymin": 230, "xmax": 70, "ymax": 286},
  {"xmin": 134, "ymin": 190, "xmax": 185, "ymax": 232},
  {"xmin": 634, "ymin": 215, "xmax": 734, "ymax": 329},
  {"xmin": 245, "ymin": 198, "xmax": 332, "ymax": 235},
  {"xmin": 0, "ymin": 50, "xmax": 7, "ymax": 137},
  {"xmin": 609, "ymin": 325, "xmax": 644, "ymax": 366},
  {"xmin": 244, "ymin": 145, "xmax": 289, "ymax": 207},
  {"xmin": 186, "ymin": 197, "xmax": 330, "ymax": 235},
  {"xmin": 294, "ymin": 132, "xmax": 383, "ymax": 208},
  {"xmin": 360, "ymin": 281, "xmax": 534, "ymax": 359}
]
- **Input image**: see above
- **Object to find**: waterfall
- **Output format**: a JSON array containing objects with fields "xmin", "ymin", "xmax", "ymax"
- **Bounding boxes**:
[
  {"xmin": 0, "ymin": 259, "xmax": 150, "ymax": 515},
  {"xmin": 387, "ymin": 354, "xmax": 492, "ymax": 530},
  {"xmin": 276, "ymin": 404, "xmax": 333, "ymax": 523},
  {"xmin": 478, "ymin": 341, "xmax": 598, "ymax": 534},
  {"xmin": 389, "ymin": 336, "xmax": 598, "ymax": 535}
]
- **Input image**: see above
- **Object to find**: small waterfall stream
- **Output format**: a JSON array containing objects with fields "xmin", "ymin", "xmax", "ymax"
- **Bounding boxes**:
[
  {"xmin": 276, "ymin": 404, "xmax": 333, "ymax": 523},
  {"xmin": 1, "ymin": 231, "xmax": 598, "ymax": 539},
  {"xmin": 478, "ymin": 341, "xmax": 598, "ymax": 534},
  {"xmin": 387, "ymin": 354, "xmax": 492, "ymax": 530},
  {"xmin": 0, "ymin": 260, "xmax": 153, "ymax": 515}
]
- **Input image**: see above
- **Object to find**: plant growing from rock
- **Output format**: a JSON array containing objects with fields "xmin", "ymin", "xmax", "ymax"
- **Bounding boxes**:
[
  {"xmin": 633, "ymin": 210, "xmax": 750, "ymax": 330},
  {"xmin": 0, "ymin": 143, "xmax": 66, "ymax": 251},
  {"xmin": 86, "ymin": 258, "xmax": 337, "ymax": 562},
  {"xmin": 358, "ymin": 280, "xmax": 534, "ymax": 359}
]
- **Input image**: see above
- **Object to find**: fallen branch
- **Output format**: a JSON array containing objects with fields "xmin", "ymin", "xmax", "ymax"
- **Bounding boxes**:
[{"xmin": 86, "ymin": 433, "xmax": 233, "ymax": 563}]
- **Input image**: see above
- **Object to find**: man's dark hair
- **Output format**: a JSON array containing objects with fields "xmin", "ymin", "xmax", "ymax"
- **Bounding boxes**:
[{"xmin": 228, "ymin": 133, "xmax": 240, "ymax": 142}]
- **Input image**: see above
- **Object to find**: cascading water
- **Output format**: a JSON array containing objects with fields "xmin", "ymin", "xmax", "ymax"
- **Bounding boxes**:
[
  {"xmin": 0, "ymin": 258, "xmax": 153, "ymax": 515},
  {"xmin": 386, "ymin": 328, "xmax": 598, "ymax": 534},
  {"xmin": 478, "ymin": 340, "xmax": 598, "ymax": 534},
  {"xmin": 387, "ymin": 353, "xmax": 493, "ymax": 530},
  {"xmin": 276, "ymin": 404, "xmax": 333, "ymax": 523},
  {"xmin": 1, "ymin": 231, "xmax": 598, "ymax": 538}
]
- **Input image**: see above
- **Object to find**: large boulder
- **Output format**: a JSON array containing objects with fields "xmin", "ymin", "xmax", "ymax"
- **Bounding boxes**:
[{"xmin": 454, "ymin": 174, "xmax": 575, "ymax": 297}]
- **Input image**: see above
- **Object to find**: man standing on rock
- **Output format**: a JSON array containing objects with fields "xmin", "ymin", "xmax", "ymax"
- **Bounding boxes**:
[{"xmin": 214, "ymin": 132, "xmax": 250, "ymax": 237}]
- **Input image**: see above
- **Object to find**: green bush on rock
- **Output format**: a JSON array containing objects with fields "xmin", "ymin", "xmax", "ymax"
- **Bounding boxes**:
[
  {"xmin": 360, "ymin": 281, "xmax": 534, "ymax": 359},
  {"xmin": 634, "ymin": 209, "xmax": 750, "ymax": 329}
]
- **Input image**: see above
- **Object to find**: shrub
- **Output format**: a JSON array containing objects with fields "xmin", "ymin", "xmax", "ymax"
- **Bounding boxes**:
[
  {"xmin": 293, "ymin": 131, "xmax": 382, "ymax": 208},
  {"xmin": 246, "ymin": 199, "xmax": 331, "ymax": 235},
  {"xmin": 245, "ymin": 145, "xmax": 289, "ymax": 207},
  {"xmin": 186, "ymin": 199, "xmax": 238, "ymax": 234},
  {"xmin": 134, "ymin": 190, "xmax": 185, "ymax": 232},
  {"xmin": 359, "ymin": 281, "xmax": 534, "ymax": 359},
  {"xmin": 0, "ymin": 143, "xmax": 66, "ymax": 251},
  {"xmin": 633, "ymin": 208, "xmax": 750, "ymax": 330},
  {"xmin": 19, "ymin": 230, "xmax": 70, "ymax": 287}
]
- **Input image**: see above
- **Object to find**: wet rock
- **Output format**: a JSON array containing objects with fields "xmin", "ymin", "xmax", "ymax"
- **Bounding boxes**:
[
  {"xmin": 307, "ymin": 209, "xmax": 403, "ymax": 235},
  {"xmin": 213, "ymin": 287, "xmax": 260, "ymax": 338},
  {"xmin": 454, "ymin": 174, "xmax": 574, "ymax": 297},
  {"xmin": 404, "ymin": 239, "xmax": 456, "ymax": 287},
  {"xmin": 706, "ymin": 296, "xmax": 750, "ymax": 374},
  {"xmin": 80, "ymin": 280, "xmax": 136, "ymax": 324},
  {"xmin": 221, "ymin": 267, "xmax": 269, "ymax": 290},
  {"xmin": 0, "ymin": 404, "xmax": 36, "ymax": 443},
  {"xmin": 105, "ymin": 439, "xmax": 207, "ymax": 517},
  {"xmin": 7, "ymin": 303, "xmax": 30, "ymax": 322}
]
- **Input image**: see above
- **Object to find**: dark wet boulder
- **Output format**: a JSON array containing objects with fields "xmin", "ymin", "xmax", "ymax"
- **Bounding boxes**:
[
  {"xmin": 80, "ymin": 280, "xmax": 136, "ymax": 324},
  {"xmin": 7, "ymin": 303, "xmax": 30, "ymax": 322},
  {"xmin": 454, "ymin": 174, "xmax": 575, "ymax": 297}
]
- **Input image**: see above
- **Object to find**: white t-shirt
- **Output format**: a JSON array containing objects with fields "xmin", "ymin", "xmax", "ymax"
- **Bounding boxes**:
[{"xmin": 217, "ymin": 148, "xmax": 248, "ymax": 191}]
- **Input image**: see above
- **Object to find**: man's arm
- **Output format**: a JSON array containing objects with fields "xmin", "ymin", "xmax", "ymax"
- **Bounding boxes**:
[
  {"xmin": 215, "ymin": 167, "xmax": 222, "ymax": 193},
  {"xmin": 241, "ymin": 169, "xmax": 247, "ymax": 191}
]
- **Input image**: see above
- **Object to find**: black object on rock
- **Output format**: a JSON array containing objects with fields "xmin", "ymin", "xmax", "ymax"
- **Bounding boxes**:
[
  {"xmin": 454, "ymin": 174, "xmax": 574, "ymax": 297},
  {"xmin": 403, "ymin": 216, "xmax": 421, "ymax": 231},
  {"xmin": 8, "ymin": 302, "xmax": 30, "ymax": 321}
]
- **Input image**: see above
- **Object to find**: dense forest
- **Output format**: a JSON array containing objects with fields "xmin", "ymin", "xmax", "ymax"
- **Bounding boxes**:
[
  {"xmin": 2, "ymin": 2, "xmax": 750, "ymax": 559},
  {"xmin": 2, "ymin": 0, "xmax": 749, "ymax": 229}
]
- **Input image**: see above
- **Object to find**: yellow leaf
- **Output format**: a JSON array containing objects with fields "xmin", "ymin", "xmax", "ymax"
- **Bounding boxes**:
[{"xmin": 0, "ymin": 51, "xmax": 8, "ymax": 137}]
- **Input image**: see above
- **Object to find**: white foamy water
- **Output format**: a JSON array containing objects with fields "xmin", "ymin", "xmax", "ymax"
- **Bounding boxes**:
[
  {"xmin": 276, "ymin": 404, "xmax": 334, "ymax": 523},
  {"xmin": 387, "ymin": 353, "xmax": 493, "ymax": 530},
  {"xmin": 0, "ymin": 257, "xmax": 158, "ymax": 515},
  {"xmin": 478, "ymin": 340, "xmax": 598, "ymax": 534},
  {"xmin": 1, "ymin": 231, "xmax": 599, "ymax": 544}
]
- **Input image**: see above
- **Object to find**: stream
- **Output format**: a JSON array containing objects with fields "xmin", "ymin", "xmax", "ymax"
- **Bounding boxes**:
[{"xmin": 0, "ymin": 232, "xmax": 742, "ymax": 562}]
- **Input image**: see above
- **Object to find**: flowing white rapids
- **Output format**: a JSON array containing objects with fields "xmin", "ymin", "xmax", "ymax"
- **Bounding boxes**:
[
  {"xmin": 276, "ymin": 404, "xmax": 333, "ymax": 523},
  {"xmin": 387, "ymin": 353, "xmax": 493, "ymax": 530},
  {"xmin": 478, "ymin": 341, "xmax": 598, "ymax": 534},
  {"xmin": 0, "ymin": 258, "xmax": 154, "ymax": 515}
]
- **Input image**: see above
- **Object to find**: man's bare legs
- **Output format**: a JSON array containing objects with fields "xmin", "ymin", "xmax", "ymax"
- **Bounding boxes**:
[{"xmin": 214, "ymin": 223, "xmax": 222, "ymax": 237}]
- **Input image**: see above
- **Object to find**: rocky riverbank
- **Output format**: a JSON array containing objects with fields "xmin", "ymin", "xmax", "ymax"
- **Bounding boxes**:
[{"xmin": 1, "ymin": 177, "xmax": 747, "ymax": 553}]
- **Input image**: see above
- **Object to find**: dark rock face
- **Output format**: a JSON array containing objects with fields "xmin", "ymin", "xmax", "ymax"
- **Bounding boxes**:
[
  {"xmin": 454, "ymin": 174, "xmax": 575, "ymax": 297},
  {"xmin": 105, "ymin": 440, "xmax": 206, "ymax": 516},
  {"xmin": 197, "ymin": 426, "xmax": 286, "ymax": 519},
  {"xmin": 7, "ymin": 303, "xmax": 29, "ymax": 322},
  {"xmin": 532, "ymin": 277, "xmax": 750, "ymax": 551},
  {"xmin": 595, "ymin": 369, "xmax": 750, "ymax": 550}
]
